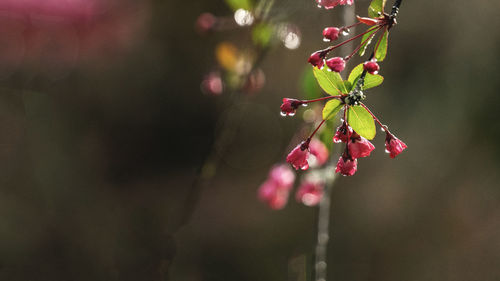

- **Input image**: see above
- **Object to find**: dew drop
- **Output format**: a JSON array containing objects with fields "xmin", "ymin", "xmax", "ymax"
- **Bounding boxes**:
[
  {"xmin": 323, "ymin": 38, "xmax": 330, "ymax": 42},
  {"xmin": 280, "ymin": 111, "xmax": 287, "ymax": 117},
  {"xmin": 289, "ymin": 112, "xmax": 296, "ymax": 117},
  {"xmin": 341, "ymin": 29, "xmax": 350, "ymax": 36},
  {"xmin": 302, "ymin": 103, "xmax": 308, "ymax": 107},
  {"xmin": 372, "ymin": 70, "xmax": 379, "ymax": 75},
  {"xmin": 385, "ymin": 149, "xmax": 390, "ymax": 153},
  {"xmin": 317, "ymin": 4, "xmax": 322, "ymax": 8}
]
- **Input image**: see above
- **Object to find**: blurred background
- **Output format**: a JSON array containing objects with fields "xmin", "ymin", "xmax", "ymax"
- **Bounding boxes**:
[{"xmin": 0, "ymin": 0, "xmax": 499, "ymax": 280}]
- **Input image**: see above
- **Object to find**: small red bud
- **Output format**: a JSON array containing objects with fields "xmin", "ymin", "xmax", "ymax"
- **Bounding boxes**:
[
  {"xmin": 385, "ymin": 132, "xmax": 407, "ymax": 158},
  {"xmin": 308, "ymin": 51, "xmax": 325, "ymax": 68},
  {"xmin": 326, "ymin": 57, "xmax": 345, "ymax": 72},
  {"xmin": 322, "ymin": 27, "xmax": 340, "ymax": 41},
  {"xmin": 363, "ymin": 60, "xmax": 380, "ymax": 75},
  {"xmin": 280, "ymin": 98, "xmax": 302, "ymax": 116}
]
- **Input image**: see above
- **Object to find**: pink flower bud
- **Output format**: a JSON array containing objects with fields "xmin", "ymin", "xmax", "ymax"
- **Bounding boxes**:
[
  {"xmin": 363, "ymin": 60, "xmax": 380, "ymax": 75},
  {"xmin": 286, "ymin": 141, "xmax": 310, "ymax": 170},
  {"xmin": 326, "ymin": 57, "xmax": 345, "ymax": 73},
  {"xmin": 296, "ymin": 181, "xmax": 324, "ymax": 206},
  {"xmin": 309, "ymin": 138, "xmax": 329, "ymax": 166},
  {"xmin": 335, "ymin": 153, "xmax": 357, "ymax": 176},
  {"xmin": 196, "ymin": 13, "xmax": 217, "ymax": 33},
  {"xmin": 280, "ymin": 98, "xmax": 302, "ymax": 116},
  {"xmin": 308, "ymin": 51, "xmax": 325, "ymax": 68},
  {"xmin": 349, "ymin": 136, "xmax": 375, "ymax": 159},
  {"xmin": 333, "ymin": 122, "xmax": 352, "ymax": 143},
  {"xmin": 385, "ymin": 132, "xmax": 407, "ymax": 158},
  {"xmin": 322, "ymin": 27, "xmax": 340, "ymax": 41}
]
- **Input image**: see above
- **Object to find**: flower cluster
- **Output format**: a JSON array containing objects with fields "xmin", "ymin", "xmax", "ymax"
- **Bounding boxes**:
[
  {"xmin": 258, "ymin": 162, "xmax": 329, "ymax": 209},
  {"xmin": 259, "ymin": 0, "xmax": 406, "ymax": 209}
]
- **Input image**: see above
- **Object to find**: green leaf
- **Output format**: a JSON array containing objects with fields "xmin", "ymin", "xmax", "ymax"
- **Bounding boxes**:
[
  {"xmin": 301, "ymin": 67, "xmax": 322, "ymax": 99},
  {"xmin": 313, "ymin": 66, "xmax": 348, "ymax": 95},
  {"xmin": 225, "ymin": 0, "xmax": 253, "ymax": 11},
  {"xmin": 252, "ymin": 23, "xmax": 273, "ymax": 47},
  {"xmin": 359, "ymin": 26, "xmax": 379, "ymax": 57},
  {"xmin": 347, "ymin": 105, "xmax": 376, "ymax": 140},
  {"xmin": 347, "ymin": 64, "xmax": 384, "ymax": 91},
  {"xmin": 374, "ymin": 28, "xmax": 389, "ymax": 61},
  {"xmin": 322, "ymin": 99, "xmax": 343, "ymax": 121},
  {"xmin": 368, "ymin": 0, "xmax": 386, "ymax": 18}
]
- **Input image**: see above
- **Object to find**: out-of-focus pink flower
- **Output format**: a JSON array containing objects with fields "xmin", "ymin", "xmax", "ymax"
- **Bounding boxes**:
[
  {"xmin": 286, "ymin": 141, "xmax": 310, "ymax": 170},
  {"xmin": 385, "ymin": 132, "xmax": 407, "ymax": 158},
  {"xmin": 201, "ymin": 72, "xmax": 223, "ymax": 95},
  {"xmin": 309, "ymin": 138, "xmax": 329, "ymax": 166},
  {"xmin": 349, "ymin": 136, "xmax": 375, "ymax": 159},
  {"xmin": 322, "ymin": 27, "xmax": 340, "ymax": 42},
  {"xmin": 296, "ymin": 181, "xmax": 324, "ymax": 206},
  {"xmin": 308, "ymin": 51, "xmax": 325, "ymax": 68},
  {"xmin": 280, "ymin": 98, "xmax": 302, "ymax": 116},
  {"xmin": 269, "ymin": 164, "xmax": 295, "ymax": 188},
  {"xmin": 196, "ymin": 13, "xmax": 217, "ymax": 33},
  {"xmin": 326, "ymin": 57, "xmax": 345, "ymax": 73},
  {"xmin": 258, "ymin": 164, "xmax": 296, "ymax": 209},
  {"xmin": 335, "ymin": 153, "xmax": 357, "ymax": 176},
  {"xmin": 316, "ymin": 0, "xmax": 353, "ymax": 10},
  {"xmin": 363, "ymin": 60, "xmax": 380, "ymax": 75}
]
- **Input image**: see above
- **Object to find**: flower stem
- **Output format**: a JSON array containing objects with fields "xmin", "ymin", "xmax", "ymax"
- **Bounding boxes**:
[
  {"xmin": 303, "ymin": 95, "xmax": 343, "ymax": 104},
  {"xmin": 308, "ymin": 119, "xmax": 326, "ymax": 141},
  {"xmin": 344, "ymin": 25, "xmax": 383, "ymax": 61},
  {"xmin": 321, "ymin": 26, "xmax": 383, "ymax": 55},
  {"xmin": 359, "ymin": 102, "xmax": 389, "ymax": 133}
]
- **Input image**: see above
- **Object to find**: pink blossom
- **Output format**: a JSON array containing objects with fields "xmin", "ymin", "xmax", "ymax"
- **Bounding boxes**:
[
  {"xmin": 196, "ymin": 13, "xmax": 217, "ymax": 33},
  {"xmin": 296, "ymin": 181, "xmax": 324, "ymax": 206},
  {"xmin": 385, "ymin": 132, "xmax": 407, "ymax": 158},
  {"xmin": 335, "ymin": 154, "xmax": 357, "ymax": 176},
  {"xmin": 363, "ymin": 60, "xmax": 380, "ymax": 75},
  {"xmin": 269, "ymin": 164, "xmax": 296, "ymax": 188},
  {"xmin": 258, "ymin": 165, "xmax": 295, "ymax": 209},
  {"xmin": 258, "ymin": 180, "xmax": 290, "ymax": 209},
  {"xmin": 309, "ymin": 138, "xmax": 329, "ymax": 166},
  {"xmin": 280, "ymin": 98, "xmax": 302, "ymax": 116},
  {"xmin": 316, "ymin": 0, "xmax": 354, "ymax": 9},
  {"xmin": 308, "ymin": 51, "xmax": 325, "ymax": 68},
  {"xmin": 349, "ymin": 136, "xmax": 375, "ymax": 159},
  {"xmin": 333, "ymin": 122, "xmax": 351, "ymax": 143},
  {"xmin": 286, "ymin": 141, "xmax": 310, "ymax": 170},
  {"xmin": 322, "ymin": 27, "xmax": 340, "ymax": 42},
  {"xmin": 326, "ymin": 57, "xmax": 346, "ymax": 73}
]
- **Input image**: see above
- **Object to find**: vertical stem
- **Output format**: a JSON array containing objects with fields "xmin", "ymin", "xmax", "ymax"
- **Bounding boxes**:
[
  {"xmin": 314, "ymin": 178, "xmax": 334, "ymax": 281},
  {"xmin": 314, "ymin": 5, "xmax": 354, "ymax": 281}
]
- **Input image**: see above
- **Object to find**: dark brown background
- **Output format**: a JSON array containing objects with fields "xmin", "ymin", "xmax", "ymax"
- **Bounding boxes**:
[{"xmin": 0, "ymin": 0, "xmax": 499, "ymax": 280}]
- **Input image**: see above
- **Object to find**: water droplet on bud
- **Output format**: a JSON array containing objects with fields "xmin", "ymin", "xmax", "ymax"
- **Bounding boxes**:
[
  {"xmin": 289, "ymin": 112, "xmax": 296, "ymax": 117},
  {"xmin": 280, "ymin": 112, "xmax": 287, "ymax": 117},
  {"xmin": 302, "ymin": 103, "xmax": 308, "ymax": 107},
  {"xmin": 323, "ymin": 38, "xmax": 330, "ymax": 42},
  {"xmin": 341, "ymin": 29, "xmax": 350, "ymax": 36}
]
